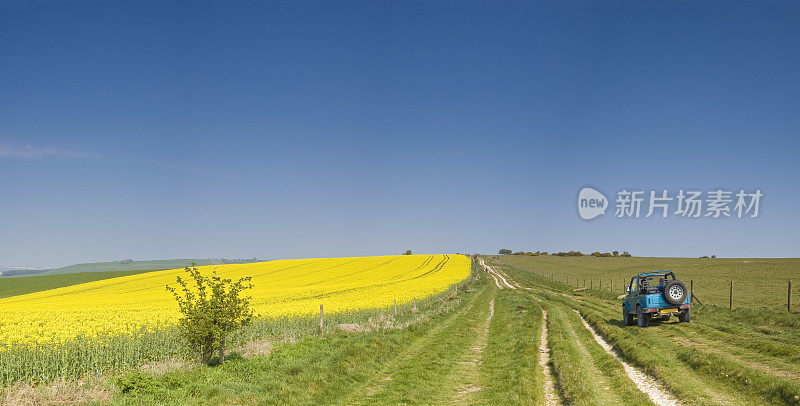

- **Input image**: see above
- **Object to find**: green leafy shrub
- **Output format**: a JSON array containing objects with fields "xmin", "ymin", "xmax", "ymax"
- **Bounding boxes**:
[
  {"xmin": 166, "ymin": 263, "xmax": 254, "ymax": 364},
  {"xmin": 115, "ymin": 371, "xmax": 177, "ymax": 395}
]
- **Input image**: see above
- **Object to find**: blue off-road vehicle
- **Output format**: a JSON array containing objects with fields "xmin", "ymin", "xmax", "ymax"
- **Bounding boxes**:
[{"xmin": 622, "ymin": 271, "xmax": 692, "ymax": 327}]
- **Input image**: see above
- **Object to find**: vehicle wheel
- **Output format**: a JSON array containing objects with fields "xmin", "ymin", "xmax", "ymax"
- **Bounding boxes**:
[
  {"xmin": 663, "ymin": 280, "xmax": 688, "ymax": 305},
  {"xmin": 636, "ymin": 306, "xmax": 650, "ymax": 327},
  {"xmin": 624, "ymin": 305, "xmax": 635, "ymax": 326},
  {"xmin": 678, "ymin": 309, "xmax": 691, "ymax": 323}
]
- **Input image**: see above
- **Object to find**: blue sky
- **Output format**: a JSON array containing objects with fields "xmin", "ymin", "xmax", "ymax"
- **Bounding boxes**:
[{"xmin": 1, "ymin": 1, "xmax": 799, "ymax": 267}]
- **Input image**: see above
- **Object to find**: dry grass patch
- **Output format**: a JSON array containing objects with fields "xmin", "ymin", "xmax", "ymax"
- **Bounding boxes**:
[
  {"xmin": 1, "ymin": 377, "xmax": 113, "ymax": 405},
  {"xmin": 237, "ymin": 339, "xmax": 275, "ymax": 358}
]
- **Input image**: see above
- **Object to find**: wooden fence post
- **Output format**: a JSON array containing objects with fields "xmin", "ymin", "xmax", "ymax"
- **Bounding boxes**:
[
  {"xmin": 789, "ymin": 280, "xmax": 792, "ymax": 313},
  {"xmin": 319, "ymin": 304, "xmax": 324, "ymax": 335},
  {"xmin": 610, "ymin": 278, "xmax": 613, "ymax": 291},
  {"xmin": 413, "ymin": 297, "xmax": 417, "ymax": 312},
  {"xmin": 599, "ymin": 278, "xmax": 602, "ymax": 290},
  {"xmin": 690, "ymin": 279, "xmax": 703, "ymax": 305},
  {"xmin": 394, "ymin": 299, "xmax": 397, "ymax": 316},
  {"xmin": 729, "ymin": 281, "xmax": 733, "ymax": 309}
]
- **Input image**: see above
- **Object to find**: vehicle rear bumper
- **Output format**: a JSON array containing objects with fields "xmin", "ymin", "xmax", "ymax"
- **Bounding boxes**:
[{"xmin": 643, "ymin": 303, "xmax": 692, "ymax": 313}]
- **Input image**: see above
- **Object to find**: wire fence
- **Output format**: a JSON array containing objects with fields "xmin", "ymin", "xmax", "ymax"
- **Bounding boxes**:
[{"xmin": 534, "ymin": 270, "xmax": 798, "ymax": 313}]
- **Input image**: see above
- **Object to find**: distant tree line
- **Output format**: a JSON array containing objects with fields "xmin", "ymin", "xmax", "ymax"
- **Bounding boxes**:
[
  {"xmin": 589, "ymin": 251, "xmax": 631, "ymax": 257},
  {"xmin": 0, "ymin": 268, "xmax": 49, "ymax": 277},
  {"xmin": 211, "ymin": 257, "xmax": 261, "ymax": 265},
  {"xmin": 498, "ymin": 249, "xmax": 631, "ymax": 257}
]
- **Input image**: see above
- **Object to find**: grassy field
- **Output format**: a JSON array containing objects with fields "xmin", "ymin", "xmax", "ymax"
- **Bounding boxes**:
[
  {"xmin": 490, "ymin": 255, "xmax": 800, "ymax": 312},
  {"xmin": 0, "ymin": 270, "xmax": 154, "ymax": 299},
  {"xmin": 484, "ymin": 255, "xmax": 800, "ymax": 405},
  {"xmin": 4, "ymin": 255, "xmax": 800, "ymax": 404}
]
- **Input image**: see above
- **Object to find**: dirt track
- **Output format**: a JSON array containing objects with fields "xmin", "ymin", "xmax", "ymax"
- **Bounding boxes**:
[{"xmin": 481, "ymin": 259, "xmax": 685, "ymax": 406}]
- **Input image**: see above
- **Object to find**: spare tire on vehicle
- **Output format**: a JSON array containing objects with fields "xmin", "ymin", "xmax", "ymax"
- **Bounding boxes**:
[{"xmin": 663, "ymin": 280, "xmax": 688, "ymax": 305}]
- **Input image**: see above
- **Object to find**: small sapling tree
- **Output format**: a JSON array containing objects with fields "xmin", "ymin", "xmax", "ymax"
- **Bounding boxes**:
[{"xmin": 166, "ymin": 262, "xmax": 254, "ymax": 364}]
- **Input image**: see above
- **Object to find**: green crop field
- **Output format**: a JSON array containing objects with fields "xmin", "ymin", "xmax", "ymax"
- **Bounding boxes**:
[
  {"xmin": 0, "ymin": 270, "xmax": 155, "ymax": 299},
  {"xmin": 490, "ymin": 255, "xmax": 800, "ymax": 312}
]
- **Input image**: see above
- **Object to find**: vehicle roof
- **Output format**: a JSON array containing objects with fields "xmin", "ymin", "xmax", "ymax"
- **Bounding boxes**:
[{"xmin": 635, "ymin": 270, "xmax": 675, "ymax": 277}]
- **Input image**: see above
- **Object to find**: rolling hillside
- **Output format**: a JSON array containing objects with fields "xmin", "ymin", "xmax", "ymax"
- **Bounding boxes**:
[{"xmin": 36, "ymin": 258, "xmax": 214, "ymax": 276}]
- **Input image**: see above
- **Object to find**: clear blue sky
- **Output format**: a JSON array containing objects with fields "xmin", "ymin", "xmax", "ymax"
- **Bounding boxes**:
[{"xmin": 1, "ymin": 1, "xmax": 799, "ymax": 268}]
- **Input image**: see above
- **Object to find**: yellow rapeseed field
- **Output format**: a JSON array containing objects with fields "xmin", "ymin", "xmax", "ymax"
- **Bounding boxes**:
[{"xmin": 0, "ymin": 255, "xmax": 469, "ymax": 346}]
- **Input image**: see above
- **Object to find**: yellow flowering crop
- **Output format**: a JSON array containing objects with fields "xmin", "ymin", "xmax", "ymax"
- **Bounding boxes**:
[{"xmin": 0, "ymin": 255, "xmax": 469, "ymax": 346}]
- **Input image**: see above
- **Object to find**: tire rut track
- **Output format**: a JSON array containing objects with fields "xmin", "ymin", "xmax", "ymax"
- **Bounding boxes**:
[
  {"xmin": 538, "ymin": 309, "xmax": 560, "ymax": 406},
  {"xmin": 574, "ymin": 309, "xmax": 683, "ymax": 406},
  {"xmin": 344, "ymin": 285, "xmax": 490, "ymax": 405},
  {"xmin": 486, "ymin": 258, "xmax": 685, "ymax": 405},
  {"xmin": 368, "ymin": 294, "xmax": 492, "ymax": 404},
  {"xmin": 477, "ymin": 258, "xmax": 516, "ymax": 290},
  {"xmin": 559, "ymin": 308, "xmax": 615, "ymax": 395},
  {"xmin": 450, "ymin": 298, "xmax": 495, "ymax": 404},
  {"xmin": 499, "ymin": 259, "xmax": 745, "ymax": 406}
]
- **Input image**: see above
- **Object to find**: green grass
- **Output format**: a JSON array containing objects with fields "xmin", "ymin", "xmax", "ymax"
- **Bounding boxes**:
[
  {"xmin": 113, "ymin": 330, "xmax": 428, "ymax": 405},
  {"xmin": 487, "ymin": 255, "xmax": 800, "ymax": 406},
  {"xmin": 349, "ymin": 282, "xmax": 494, "ymax": 405},
  {"xmin": 111, "ymin": 332, "xmax": 412, "ymax": 404},
  {"xmin": 544, "ymin": 304, "xmax": 653, "ymax": 405},
  {"xmin": 491, "ymin": 255, "xmax": 800, "ymax": 311},
  {"xmin": 545, "ymin": 304, "xmax": 608, "ymax": 404},
  {"xmin": 0, "ymin": 270, "xmax": 154, "ymax": 299},
  {"xmin": 477, "ymin": 290, "xmax": 543, "ymax": 404}
]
